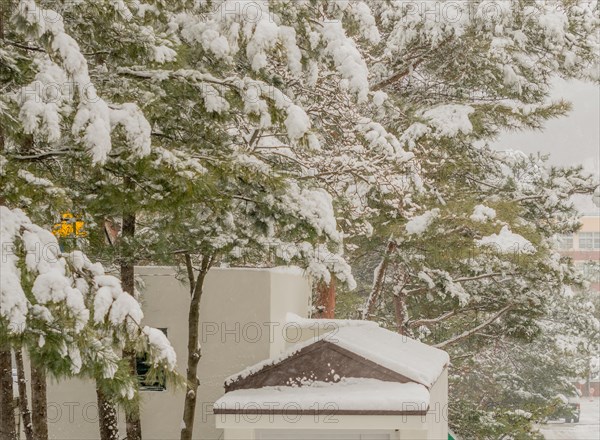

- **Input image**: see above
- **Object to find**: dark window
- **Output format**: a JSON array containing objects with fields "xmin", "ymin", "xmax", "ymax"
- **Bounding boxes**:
[{"xmin": 136, "ymin": 328, "xmax": 168, "ymax": 391}]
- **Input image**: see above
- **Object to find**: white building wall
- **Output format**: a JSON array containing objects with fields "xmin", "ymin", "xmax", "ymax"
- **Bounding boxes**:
[
  {"xmin": 36, "ymin": 266, "xmax": 311, "ymax": 440},
  {"xmin": 268, "ymin": 268, "xmax": 312, "ymax": 357},
  {"xmin": 425, "ymin": 368, "xmax": 449, "ymax": 440},
  {"xmin": 217, "ymin": 414, "xmax": 428, "ymax": 439}
]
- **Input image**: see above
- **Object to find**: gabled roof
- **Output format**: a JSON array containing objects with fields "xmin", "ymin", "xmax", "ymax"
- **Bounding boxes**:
[
  {"xmin": 219, "ymin": 318, "xmax": 449, "ymax": 416},
  {"xmin": 285, "ymin": 312, "xmax": 380, "ymax": 330},
  {"xmin": 226, "ymin": 319, "xmax": 449, "ymax": 389},
  {"xmin": 325, "ymin": 325, "xmax": 449, "ymax": 388}
]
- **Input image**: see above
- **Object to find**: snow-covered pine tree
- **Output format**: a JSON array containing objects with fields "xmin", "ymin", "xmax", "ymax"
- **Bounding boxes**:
[
  {"xmin": 3, "ymin": 1, "xmax": 404, "ymax": 438},
  {"xmin": 3, "ymin": 1, "xmax": 599, "ymax": 438},
  {"xmin": 2, "ymin": 2, "xmax": 180, "ymax": 438},
  {"xmin": 349, "ymin": 150, "xmax": 599, "ymax": 434},
  {"xmin": 106, "ymin": 2, "xmax": 379, "ymax": 436},
  {"xmin": 332, "ymin": 1, "xmax": 599, "ymax": 436},
  {"xmin": 0, "ymin": 205, "xmax": 179, "ymax": 438}
]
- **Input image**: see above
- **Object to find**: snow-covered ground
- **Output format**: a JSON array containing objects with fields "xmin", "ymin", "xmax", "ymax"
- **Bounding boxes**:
[{"xmin": 541, "ymin": 397, "xmax": 600, "ymax": 439}]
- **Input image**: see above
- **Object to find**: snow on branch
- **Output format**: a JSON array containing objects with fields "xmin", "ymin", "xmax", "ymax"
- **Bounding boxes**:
[
  {"xmin": 0, "ymin": 206, "xmax": 177, "ymax": 384},
  {"xmin": 14, "ymin": 0, "xmax": 153, "ymax": 163}
]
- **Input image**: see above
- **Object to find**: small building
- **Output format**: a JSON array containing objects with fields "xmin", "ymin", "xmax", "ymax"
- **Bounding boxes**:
[{"xmin": 214, "ymin": 316, "xmax": 450, "ymax": 440}]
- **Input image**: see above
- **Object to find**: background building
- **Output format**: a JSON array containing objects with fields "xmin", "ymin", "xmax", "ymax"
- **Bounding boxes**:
[
  {"xmin": 557, "ymin": 214, "xmax": 600, "ymax": 398},
  {"xmin": 557, "ymin": 214, "xmax": 600, "ymax": 292}
]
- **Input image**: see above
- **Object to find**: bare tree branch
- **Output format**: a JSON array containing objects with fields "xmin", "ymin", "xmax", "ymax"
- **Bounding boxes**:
[
  {"xmin": 434, "ymin": 305, "xmax": 513, "ymax": 349},
  {"xmin": 409, "ymin": 310, "xmax": 457, "ymax": 328}
]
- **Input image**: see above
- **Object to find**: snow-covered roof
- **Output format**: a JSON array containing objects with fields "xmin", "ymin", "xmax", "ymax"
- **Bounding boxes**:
[
  {"xmin": 286, "ymin": 312, "xmax": 379, "ymax": 330},
  {"xmin": 227, "ymin": 318, "xmax": 449, "ymax": 389},
  {"xmin": 325, "ymin": 325, "xmax": 449, "ymax": 388},
  {"xmin": 214, "ymin": 378, "xmax": 429, "ymax": 414}
]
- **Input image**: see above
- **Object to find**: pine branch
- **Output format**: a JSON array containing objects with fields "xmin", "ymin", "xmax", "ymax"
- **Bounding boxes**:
[
  {"xmin": 9, "ymin": 149, "xmax": 74, "ymax": 160},
  {"xmin": 372, "ymin": 37, "xmax": 453, "ymax": 91},
  {"xmin": 454, "ymin": 273, "xmax": 507, "ymax": 282},
  {"xmin": 434, "ymin": 305, "xmax": 513, "ymax": 349},
  {"xmin": 5, "ymin": 40, "xmax": 46, "ymax": 53},
  {"xmin": 409, "ymin": 310, "xmax": 457, "ymax": 328}
]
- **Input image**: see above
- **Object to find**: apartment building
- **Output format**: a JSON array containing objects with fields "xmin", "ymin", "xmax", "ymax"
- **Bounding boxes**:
[
  {"xmin": 557, "ymin": 214, "xmax": 600, "ymax": 292},
  {"xmin": 557, "ymin": 213, "xmax": 600, "ymax": 397}
]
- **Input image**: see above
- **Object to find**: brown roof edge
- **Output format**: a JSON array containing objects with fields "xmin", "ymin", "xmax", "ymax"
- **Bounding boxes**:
[{"xmin": 213, "ymin": 408, "xmax": 429, "ymax": 416}]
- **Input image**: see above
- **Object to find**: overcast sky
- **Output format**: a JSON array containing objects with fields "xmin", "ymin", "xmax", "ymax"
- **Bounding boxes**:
[{"xmin": 494, "ymin": 79, "xmax": 600, "ymax": 213}]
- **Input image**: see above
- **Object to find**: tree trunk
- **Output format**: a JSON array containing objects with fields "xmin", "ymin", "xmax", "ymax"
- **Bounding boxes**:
[
  {"xmin": 0, "ymin": 0, "xmax": 7, "ymax": 39},
  {"xmin": 0, "ymin": 120, "xmax": 5, "ymax": 206},
  {"xmin": 180, "ymin": 255, "xmax": 211, "ymax": 440},
  {"xmin": 15, "ymin": 349, "xmax": 33, "ymax": 440},
  {"xmin": 96, "ymin": 387, "xmax": 119, "ymax": 440},
  {"xmin": 121, "ymin": 209, "xmax": 142, "ymax": 440},
  {"xmin": 123, "ymin": 349, "xmax": 142, "ymax": 440},
  {"xmin": 314, "ymin": 277, "xmax": 336, "ymax": 319},
  {"xmin": 363, "ymin": 240, "xmax": 397, "ymax": 319},
  {"xmin": 30, "ymin": 364, "xmax": 48, "ymax": 440},
  {"xmin": 393, "ymin": 292, "xmax": 407, "ymax": 335},
  {"xmin": 0, "ymin": 348, "xmax": 16, "ymax": 440}
]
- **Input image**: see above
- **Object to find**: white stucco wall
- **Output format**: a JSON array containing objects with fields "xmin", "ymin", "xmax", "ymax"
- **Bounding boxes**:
[{"xmin": 31, "ymin": 266, "xmax": 311, "ymax": 440}]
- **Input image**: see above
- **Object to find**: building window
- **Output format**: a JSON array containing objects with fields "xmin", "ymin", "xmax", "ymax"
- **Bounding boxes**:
[
  {"xmin": 136, "ymin": 328, "xmax": 168, "ymax": 391},
  {"xmin": 558, "ymin": 234, "xmax": 574, "ymax": 249},
  {"xmin": 579, "ymin": 232, "xmax": 600, "ymax": 249}
]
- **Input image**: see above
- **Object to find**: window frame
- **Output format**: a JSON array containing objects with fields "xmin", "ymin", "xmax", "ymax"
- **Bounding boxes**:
[
  {"xmin": 558, "ymin": 234, "xmax": 574, "ymax": 249},
  {"xmin": 578, "ymin": 232, "xmax": 596, "ymax": 249}
]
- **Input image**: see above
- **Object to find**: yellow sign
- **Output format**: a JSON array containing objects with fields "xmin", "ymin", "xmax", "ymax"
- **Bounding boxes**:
[{"xmin": 52, "ymin": 212, "xmax": 88, "ymax": 238}]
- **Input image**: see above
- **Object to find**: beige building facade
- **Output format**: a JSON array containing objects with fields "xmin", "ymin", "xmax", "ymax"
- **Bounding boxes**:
[
  {"xmin": 558, "ymin": 215, "xmax": 600, "ymax": 291},
  {"xmin": 35, "ymin": 266, "xmax": 311, "ymax": 439},
  {"xmin": 557, "ymin": 214, "xmax": 600, "ymax": 397}
]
